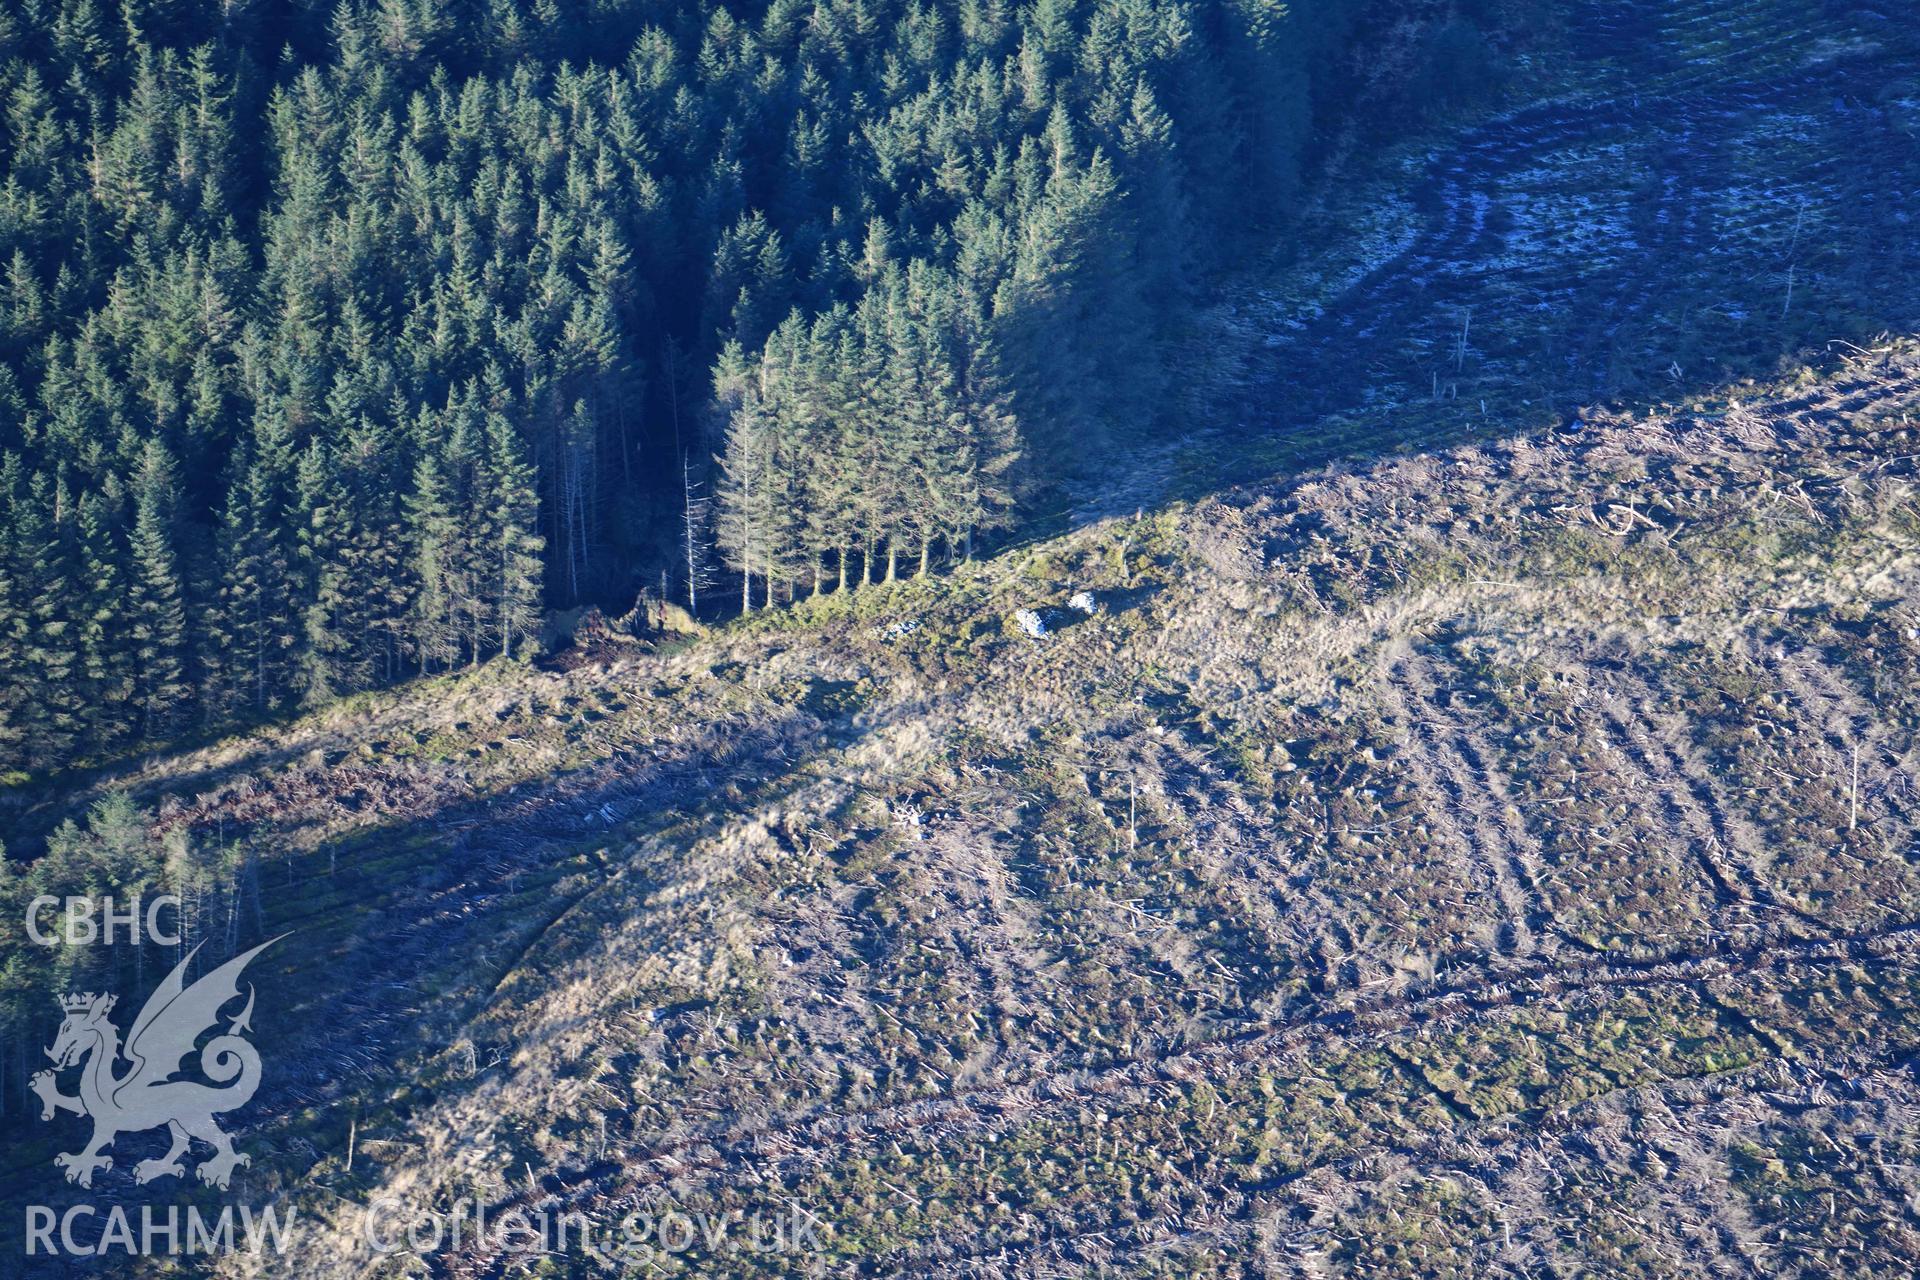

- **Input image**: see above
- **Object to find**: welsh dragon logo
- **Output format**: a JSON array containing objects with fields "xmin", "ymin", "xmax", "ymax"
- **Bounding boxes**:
[{"xmin": 31, "ymin": 938, "xmax": 282, "ymax": 1190}]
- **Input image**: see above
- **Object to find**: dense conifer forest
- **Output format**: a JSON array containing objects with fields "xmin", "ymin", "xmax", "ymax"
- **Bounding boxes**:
[{"xmin": 0, "ymin": 0, "xmax": 1513, "ymax": 774}]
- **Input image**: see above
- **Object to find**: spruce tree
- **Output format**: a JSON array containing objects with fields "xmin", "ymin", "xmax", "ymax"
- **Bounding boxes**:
[
  {"xmin": 294, "ymin": 440, "xmax": 348, "ymax": 706},
  {"xmin": 714, "ymin": 382, "xmax": 776, "ymax": 614},
  {"xmin": 404, "ymin": 427, "xmax": 459, "ymax": 674},
  {"xmin": 0, "ymin": 458, "xmax": 29, "ymax": 770},
  {"xmin": 211, "ymin": 409, "xmax": 298, "ymax": 716},
  {"xmin": 15, "ymin": 471, "xmax": 81, "ymax": 770},
  {"xmin": 481, "ymin": 412, "xmax": 542, "ymax": 661},
  {"xmin": 127, "ymin": 441, "xmax": 188, "ymax": 741},
  {"xmin": 75, "ymin": 489, "xmax": 133, "ymax": 753}
]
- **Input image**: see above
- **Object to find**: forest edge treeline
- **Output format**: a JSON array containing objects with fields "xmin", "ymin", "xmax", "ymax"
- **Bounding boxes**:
[{"xmin": 0, "ymin": 0, "xmax": 1524, "ymax": 779}]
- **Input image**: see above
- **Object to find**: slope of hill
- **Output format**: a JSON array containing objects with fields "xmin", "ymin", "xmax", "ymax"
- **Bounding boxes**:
[
  {"xmin": 5, "ymin": 0, "xmax": 1920, "ymax": 1276},
  {"xmin": 242, "ymin": 337, "xmax": 1920, "ymax": 1279},
  {"xmin": 13, "ymin": 333, "xmax": 1915, "ymax": 1277}
]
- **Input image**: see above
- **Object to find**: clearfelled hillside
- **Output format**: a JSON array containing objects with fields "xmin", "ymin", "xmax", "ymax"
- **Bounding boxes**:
[{"xmin": 11, "ymin": 332, "xmax": 1920, "ymax": 1278}]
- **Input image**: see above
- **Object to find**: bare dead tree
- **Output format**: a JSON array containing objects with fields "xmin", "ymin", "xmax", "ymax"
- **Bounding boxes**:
[{"xmin": 682, "ymin": 452, "xmax": 713, "ymax": 616}]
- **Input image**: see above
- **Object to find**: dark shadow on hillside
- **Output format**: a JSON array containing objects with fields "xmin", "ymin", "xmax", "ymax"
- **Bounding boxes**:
[
  {"xmin": 0, "ymin": 691, "xmax": 886, "ymax": 1266},
  {"xmin": 1064, "ymin": 0, "xmax": 1920, "ymax": 531}
]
